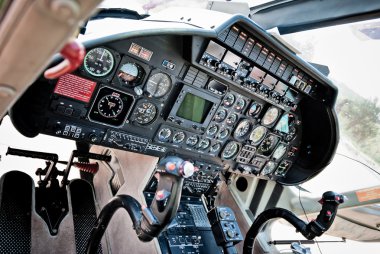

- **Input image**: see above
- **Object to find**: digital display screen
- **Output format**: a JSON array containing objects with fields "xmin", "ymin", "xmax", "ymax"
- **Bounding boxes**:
[
  {"xmin": 286, "ymin": 89, "xmax": 298, "ymax": 102},
  {"xmin": 249, "ymin": 67, "xmax": 266, "ymax": 82},
  {"xmin": 207, "ymin": 79, "xmax": 227, "ymax": 95},
  {"xmin": 222, "ymin": 51, "xmax": 241, "ymax": 68},
  {"xmin": 274, "ymin": 81, "xmax": 288, "ymax": 96},
  {"xmin": 176, "ymin": 93, "xmax": 213, "ymax": 123},
  {"xmin": 205, "ymin": 41, "xmax": 226, "ymax": 60},
  {"xmin": 275, "ymin": 114, "xmax": 290, "ymax": 134},
  {"xmin": 262, "ymin": 74, "xmax": 277, "ymax": 90},
  {"xmin": 275, "ymin": 113, "xmax": 295, "ymax": 134}
]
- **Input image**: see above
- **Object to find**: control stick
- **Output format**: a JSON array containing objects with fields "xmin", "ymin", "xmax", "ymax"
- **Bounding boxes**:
[
  {"xmin": 243, "ymin": 191, "xmax": 344, "ymax": 254},
  {"xmin": 85, "ymin": 156, "xmax": 195, "ymax": 253}
]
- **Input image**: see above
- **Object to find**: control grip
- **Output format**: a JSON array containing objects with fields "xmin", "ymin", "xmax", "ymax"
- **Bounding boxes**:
[
  {"xmin": 306, "ymin": 191, "xmax": 344, "ymax": 237},
  {"xmin": 139, "ymin": 172, "xmax": 184, "ymax": 241}
]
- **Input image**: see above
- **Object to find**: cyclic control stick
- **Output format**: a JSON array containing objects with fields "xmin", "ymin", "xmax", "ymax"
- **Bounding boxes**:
[{"xmin": 243, "ymin": 191, "xmax": 344, "ymax": 254}]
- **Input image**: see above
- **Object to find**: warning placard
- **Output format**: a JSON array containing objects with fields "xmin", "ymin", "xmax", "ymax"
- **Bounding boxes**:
[
  {"xmin": 356, "ymin": 187, "xmax": 380, "ymax": 202},
  {"xmin": 54, "ymin": 74, "xmax": 97, "ymax": 103}
]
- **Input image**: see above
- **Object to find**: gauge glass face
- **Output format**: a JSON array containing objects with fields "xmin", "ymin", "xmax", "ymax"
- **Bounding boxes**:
[
  {"xmin": 275, "ymin": 160, "xmax": 292, "ymax": 176},
  {"xmin": 258, "ymin": 135, "xmax": 280, "ymax": 156},
  {"xmin": 134, "ymin": 102, "xmax": 157, "ymax": 125},
  {"xmin": 198, "ymin": 139, "xmax": 211, "ymax": 150},
  {"xmin": 249, "ymin": 126, "xmax": 267, "ymax": 144},
  {"xmin": 97, "ymin": 95, "xmax": 124, "ymax": 118},
  {"xmin": 261, "ymin": 161, "xmax": 277, "ymax": 175},
  {"xmin": 222, "ymin": 141, "xmax": 240, "ymax": 160},
  {"xmin": 84, "ymin": 48, "xmax": 114, "ymax": 77},
  {"xmin": 158, "ymin": 128, "xmax": 171, "ymax": 141},
  {"xmin": 186, "ymin": 135, "xmax": 199, "ymax": 147},
  {"xmin": 272, "ymin": 143, "xmax": 287, "ymax": 161},
  {"xmin": 247, "ymin": 102, "xmax": 262, "ymax": 117},
  {"xmin": 210, "ymin": 143, "xmax": 221, "ymax": 153},
  {"xmin": 234, "ymin": 98, "xmax": 246, "ymax": 112},
  {"xmin": 262, "ymin": 107, "xmax": 280, "ymax": 126},
  {"xmin": 223, "ymin": 94, "xmax": 235, "ymax": 107},
  {"xmin": 207, "ymin": 124, "xmax": 219, "ymax": 136},
  {"xmin": 146, "ymin": 73, "xmax": 172, "ymax": 97},
  {"xmin": 234, "ymin": 119, "xmax": 251, "ymax": 138},
  {"xmin": 173, "ymin": 132, "xmax": 186, "ymax": 144},
  {"xmin": 118, "ymin": 63, "xmax": 140, "ymax": 83},
  {"xmin": 285, "ymin": 126, "xmax": 297, "ymax": 141},
  {"xmin": 214, "ymin": 109, "xmax": 227, "ymax": 122},
  {"xmin": 217, "ymin": 128, "xmax": 230, "ymax": 139},
  {"xmin": 226, "ymin": 113, "xmax": 238, "ymax": 126}
]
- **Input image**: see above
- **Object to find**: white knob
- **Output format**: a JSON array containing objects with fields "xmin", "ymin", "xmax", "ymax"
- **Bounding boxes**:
[{"xmin": 181, "ymin": 161, "xmax": 195, "ymax": 178}]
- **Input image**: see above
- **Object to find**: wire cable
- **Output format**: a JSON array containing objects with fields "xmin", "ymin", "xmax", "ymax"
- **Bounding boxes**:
[
  {"xmin": 298, "ymin": 186, "xmax": 323, "ymax": 254},
  {"xmin": 298, "ymin": 187, "xmax": 310, "ymax": 223},
  {"xmin": 336, "ymin": 153, "xmax": 380, "ymax": 177}
]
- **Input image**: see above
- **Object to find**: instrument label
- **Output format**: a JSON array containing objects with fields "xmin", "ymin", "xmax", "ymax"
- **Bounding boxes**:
[{"xmin": 54, "ymin": 74, "xmax": 97, "ymax": 103}]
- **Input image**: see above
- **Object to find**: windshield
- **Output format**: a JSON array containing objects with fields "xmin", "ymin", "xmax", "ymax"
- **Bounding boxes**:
[
  {"xmin": 99, "ymin": 0, "xmax": 275, "ymax": 14},
  {"xmin": 281, "ymin": 19, "xmax": 380, "ymax": 195}
]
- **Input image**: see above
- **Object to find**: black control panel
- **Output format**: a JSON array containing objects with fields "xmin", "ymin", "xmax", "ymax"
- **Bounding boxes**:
[
  {"xmin": 207, "ymin": 207, "xmax": 243, "ymax": 246},
  {"xmin": 144, "ymin": 194, "xmax": 222, "ymax": 254},
  {"xmin": 12, "ymin": 17, "xmax": 338, "ymax": 185}
]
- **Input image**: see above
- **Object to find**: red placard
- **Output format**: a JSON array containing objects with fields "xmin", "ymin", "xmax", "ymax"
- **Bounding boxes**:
[{"xmin": 54, "ymin": 74, "xmax": 97, "ymax": 103}]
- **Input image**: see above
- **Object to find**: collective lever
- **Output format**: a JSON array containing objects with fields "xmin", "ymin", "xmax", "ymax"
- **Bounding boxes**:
[
  {"xmin": 243, "ymin": 191, "xmax": 344, "ymax": 254},
  {"xmin": 85, "ymin": 156, "xmax": 195, "ymax": 253}
]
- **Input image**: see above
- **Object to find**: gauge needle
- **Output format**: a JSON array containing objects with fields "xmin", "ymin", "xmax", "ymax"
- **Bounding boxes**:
[{"xmin": 99, "ymin": 50, "xmax": 105, "ymax": 61}]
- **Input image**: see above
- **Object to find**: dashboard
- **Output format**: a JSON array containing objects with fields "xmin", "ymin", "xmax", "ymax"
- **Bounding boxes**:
[{"xmin": 10, "ymin": 14, "xmax": 338, "ymax": 186}]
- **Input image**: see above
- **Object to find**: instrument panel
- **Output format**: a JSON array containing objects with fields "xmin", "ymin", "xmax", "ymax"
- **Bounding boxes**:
[{"xmin": 11, "ymin": 18, "xmax": 338, "ymax": 185}]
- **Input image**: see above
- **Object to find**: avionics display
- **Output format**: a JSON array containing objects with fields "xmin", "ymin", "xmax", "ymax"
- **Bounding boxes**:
[
  {"xmin": 205, "ymin": 41, "xmax": 226, "ymax": 60},
  {"xmin": 222, "ymin": 51, "xmax": 241, "ymax": 68},
  {"xmin": 176, "ymin": 93, "xmax": 213, "ymax": 123},
  {"xmin": 168, "ymin": 85, "xmax": 220, "ymax": 132}
]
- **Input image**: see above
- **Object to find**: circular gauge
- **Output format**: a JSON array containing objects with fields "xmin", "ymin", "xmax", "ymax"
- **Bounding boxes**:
[
  {"xmin": 133, "ymin": 102, "xmax": 157, "ymax": 125},
  {"xmin": 226, "ymin": 114, "xmax": 238, "ymax": 126},
  {"xmin": 210, "ymin": 143, "xmax": 222, "ymax": 153},
  {"xmin": 158, "ymin": 128, "xmax": 172, "ymax": 142},
  {"xmin": 186, "ymin": 135, "xmax": 199, "ymax": 147},
  {"xmin": 275, "ymin": 160, "xmax": 292, "ymax": 176},
  {"xmin": 259, "ymin": 135, "xmax": 279, "ymax": 155},
  {"xmin": 84, "ymin": 48, "xmax": 114, "ymax": 77},
  {"xmin": 261, "ymin": 161, "xmax": 277, "ymax": 175},
  {"xmin": 262, "ymin": 107, "xmax": 280, "ymax": 126},
  {"xmin": 97, "ymin": 95, "xmax": 124, "ymax": 118},
  {"xmin": 173, "ymin": 132, "xmax": 186, "ymax": 144},
  {"xmin": 198, "ymin": 139, "xmax": 211, "ymax": 150},
  {"xmin": 207, "ymin": 124, "xmax": 218, "ymax": 136},
  {"xmin": 118, "ymin": 63, "xmax": 144, "ymax": 85},
  {"xmin": 223, "ymin": 94, "xmax": 235, "ymax": 107},
  {"xmin": 272, "ymin": 143, "xmax": 287, "ymax": 161},
  {"xmin": 234, "ymin": 119, "xmax": 252, "ymax": 139},
  {"xmin": 214, "ymin": 109, "xmax": 227, "ymax": 122},
  {"xmin": 247, "ymin": 102, "xmax": 262, "ymax": 117},
  {"xmin": 285, "ymin": 126, "xmax": 297, "ymax": 142},
  {"xmin": 146, "ymin": 73, "xmax": 172, "ymax": 98},
  {"xmin": 222, "ymin": 141, "xmax": 240, "ymax": 160},
  {"xmin": 234, "ymin": 98, "xmax": 246, "ymax": 112},
  {"xmin": 217, "ymin": 128, "xmax": 230, "ymax": 140},
  {"xmin": 249, "ymin": 126, "xmax": 267, "ymax": 145}
]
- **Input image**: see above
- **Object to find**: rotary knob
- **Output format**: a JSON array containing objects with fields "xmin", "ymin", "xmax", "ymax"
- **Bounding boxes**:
[
  {"xmin": 207, "ymin": 58, "xmax": 220, "ymax": 68},
  {"xmin": 227, "ymin": 229, "xmax": 236, "ymax": 238},
  {"xmin": 180, "ymin": 161, "xmax": 195, "ymax": 178}
]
